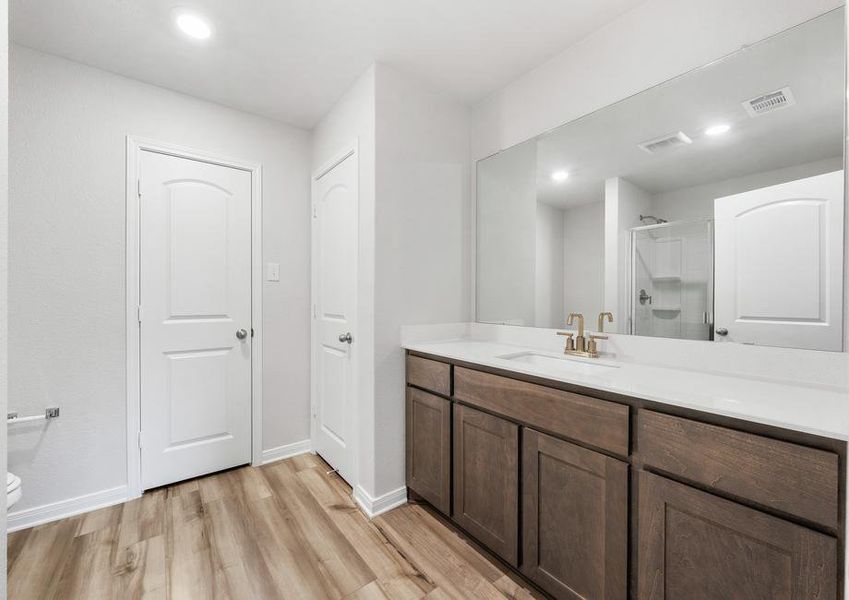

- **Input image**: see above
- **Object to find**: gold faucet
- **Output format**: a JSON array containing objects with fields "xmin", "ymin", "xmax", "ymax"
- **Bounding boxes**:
[
  {"xmin": 567, "ymin": 313, "xmax": 586, "ymax": 352},
  {"xmin": 556, "ymin": 312, "xmax": 610, "ymax": 358},
  {"xmin": 598, "ymin": 312, "xmax": 613, "ymax": 332}
]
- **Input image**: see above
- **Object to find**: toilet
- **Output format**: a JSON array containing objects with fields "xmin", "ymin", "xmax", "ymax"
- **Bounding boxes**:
[{"xmin": 7, "ymin": 472, "xmax": 21, "ymax": 509}]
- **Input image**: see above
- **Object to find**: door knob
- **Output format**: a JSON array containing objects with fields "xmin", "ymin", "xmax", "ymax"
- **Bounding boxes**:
[
  {"xmin": 715, "ymin": 327, "xmax": 728, "ymax": 336},
  {"xmin": 236, "ymin": 328, "xmax": 248, "ymax": 340},
  {"xmin": 338, "ymin": 332, "xmax": 353, "ymax": 344}
]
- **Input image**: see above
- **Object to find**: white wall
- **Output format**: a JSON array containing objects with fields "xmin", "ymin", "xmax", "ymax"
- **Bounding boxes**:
[
  {"xmin": 604, "ymin": 177, "xmax": 651, "ymax": 332},
  {"xmin": 373, "ymin": 64, "xmax": 469, "ymax": 497},
  {"xmin": 312, "ymin": 66, "xmax": 377, "ymax": 498},
  {"xmin": 9, "ymin": 46, "xmax": 312, "ymax": 514},
  {"xmin": 535, "ymin": 202, "xmax": 564, "ymax": 328},
  {"xmin": 311, "ymin": 64, "xmax": 469, "ymax": 501},
  {"xmin": 0, "ymin": 0, "xmax": 8, "ymax": 592},
  {"xmin": 471, "ymin": 0, "xmax": 842, "ymax": 159},
  {"xmin": 563, "ymin": 201, "xmax": 604, "ymax": 323},
  {"xmin": 651, "ymin": 156, "xmax": 843, "ymax": 221},
  {"xmin": 475, "ymin": 141, "xmax": 537, "ymax": 325}
]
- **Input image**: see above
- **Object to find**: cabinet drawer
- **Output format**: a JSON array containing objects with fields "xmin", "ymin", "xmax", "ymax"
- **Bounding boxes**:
[
  {"xmin": 454, "ymin": 367, "xmax": 629, "ymax": 456},
  {"xmin": 638, "ymin": 410, "xmax": 839, "ymax": 529},
  {"xmin": 406, "ymin": 355, "xmax": 451, "ymax": 396}
]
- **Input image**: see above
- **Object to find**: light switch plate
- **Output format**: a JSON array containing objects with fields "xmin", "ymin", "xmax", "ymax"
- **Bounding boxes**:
[{"xmin": 266, "ymin": 262, "xmax": 280, "ymax": 282}]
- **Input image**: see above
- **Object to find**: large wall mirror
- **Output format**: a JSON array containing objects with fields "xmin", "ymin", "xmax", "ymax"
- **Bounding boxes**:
[{"xmin": 476, "ymin": 8, "xmax": 845, "ymax": 351}]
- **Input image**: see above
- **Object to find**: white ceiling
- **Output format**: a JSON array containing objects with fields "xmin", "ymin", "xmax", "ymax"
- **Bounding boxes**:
[
  {"xmin": 530, "ymin": 8, "xmax": 844, "ymax": 208},
  {"xmin": 11, "ymin": 0, "xmax": 646, "ymax": 128}
]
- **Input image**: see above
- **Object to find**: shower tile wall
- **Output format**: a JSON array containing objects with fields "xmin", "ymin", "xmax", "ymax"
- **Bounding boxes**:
[{"xmin": 632, "ymin": 221, "xmax": 712, "ymax": 341}]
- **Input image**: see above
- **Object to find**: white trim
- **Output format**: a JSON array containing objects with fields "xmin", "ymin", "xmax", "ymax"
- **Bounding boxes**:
[
  {"xmin": 7, "ymin": 486, "xmax": 129, "ymax": 533},
  {"xmin": 125, "ymin": 136, "xmax": 263, "ymax": 499},
  {"xmin": 310, "ymin": 140, "xmax": 359, "ymax": 485},
  {"xmin": 353, "ymin": 484, "xmax": 408, "ymax": 519},
  {"xmin": 260, "ymin": 440, "xmax": 312, "ymax": 465}
]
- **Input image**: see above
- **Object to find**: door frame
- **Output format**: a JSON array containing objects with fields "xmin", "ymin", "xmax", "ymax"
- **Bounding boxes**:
[
  {"xmin": 310, "ymin": 140, "xmax": 359, "ymax": 483},
  {"xmin": 125, "ymin": 136, "xmax": 263, "ymax": 499}
]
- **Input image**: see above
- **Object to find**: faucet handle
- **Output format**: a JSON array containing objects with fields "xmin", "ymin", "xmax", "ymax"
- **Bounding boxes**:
[
  {"xmin": 556, "ymin": 331, "xmax": 575, "ymax": 352},
  {"xmin": 587, "ymin": 334, "xmax": 607, "ymax": 356}
]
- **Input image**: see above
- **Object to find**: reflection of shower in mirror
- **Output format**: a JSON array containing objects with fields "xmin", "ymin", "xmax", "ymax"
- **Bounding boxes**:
[{"xmin": 629, "ymin": 219, "xmax": 714, "ymax": 341}]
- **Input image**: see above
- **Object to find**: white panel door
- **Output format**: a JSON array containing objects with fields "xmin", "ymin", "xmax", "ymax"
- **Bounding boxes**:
[
  {"xmin": 714, "ymin": 170, "xmax": 844, "ymax": 351},
  {"xmin": 313, "ymin": 152, "xmax": 357, "ymax": 484},
  {"xmin": 139, "ymin": 150, "xmax": 252, "ymax": 490}
]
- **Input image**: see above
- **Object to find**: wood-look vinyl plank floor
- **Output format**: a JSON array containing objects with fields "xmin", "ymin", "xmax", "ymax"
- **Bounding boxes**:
[{"xmin": 7, "ymin": 455, "xmax": 539, "ymax": 600}]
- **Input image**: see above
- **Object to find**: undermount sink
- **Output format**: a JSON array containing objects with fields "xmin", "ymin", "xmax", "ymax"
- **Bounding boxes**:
[{"xmin": 496, "ymin": 351, "xmax": 620, "ymax": 374}]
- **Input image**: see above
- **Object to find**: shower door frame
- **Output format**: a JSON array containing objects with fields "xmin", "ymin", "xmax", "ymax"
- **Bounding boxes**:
[{"xmin": 628, "ymin": 218, "xmax": 715, "ymax": 340}]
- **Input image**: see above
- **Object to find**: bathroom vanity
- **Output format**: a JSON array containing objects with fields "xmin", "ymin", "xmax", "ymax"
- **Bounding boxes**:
[
  {"xmin": 403, "ymin": 7, "xmax": 849, "ymax": 598},
  {"xmin": 404, "ymin": 343, "xmax": 846, "ymax": 599}
]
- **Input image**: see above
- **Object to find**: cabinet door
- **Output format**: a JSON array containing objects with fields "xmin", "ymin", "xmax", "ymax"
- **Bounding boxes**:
[
  {"xmin": 522, "ymin": 429, "xmax": 627, "ymax": 599},
  {"xmin": 453, "ymin": 403, "xmax": 519, "ymax": 566},
  {"xmin": 406, "ymin": 387, "xmax": 451, "ymax": 514},
  {"xmin": 637, "ymin": 471, "xmax": 837, "ymax": 600}
]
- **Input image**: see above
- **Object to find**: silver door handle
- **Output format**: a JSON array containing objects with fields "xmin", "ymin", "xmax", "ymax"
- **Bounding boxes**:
[
  {"xmin": 236, "ymin": 328, "xmax": 248, "ymax": 340},
  {"xmin": 338, "ymin": 332, "xmax": 353, "ymax": 344},
  {"xmin": 715, "ymin": 327, "xmax": 728, "ymax": 336}
]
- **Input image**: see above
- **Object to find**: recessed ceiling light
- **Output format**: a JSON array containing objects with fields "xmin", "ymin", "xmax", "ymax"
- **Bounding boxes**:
[
  {"xmin": 176, "ymin": 12, "xmax": 212, "ymax": 40},
  {"xmin": 704, "ymin": 124, "xmax": 731, "ymax": 137},
  {"xmin": 551, "ymin": 170, "xmax": 569, "ymax": 182}
]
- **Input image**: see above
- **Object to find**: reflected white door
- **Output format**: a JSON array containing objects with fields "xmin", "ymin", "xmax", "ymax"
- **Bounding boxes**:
[
  {"xmin": 139, "ymin": 150, "xmax": 252, "ymax": 490},
  {"xmin": 714, "ymin": 170, "xmax": 843, "ymax": 351},
  {"xmin": 312, "ymin": 151, "xmax": 357, "ymax": 484}
]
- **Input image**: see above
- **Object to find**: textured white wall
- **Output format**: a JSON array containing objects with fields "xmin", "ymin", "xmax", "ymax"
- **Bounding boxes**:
[
  {"xmin": 563, "ymin": 201, "xmax": 604, "ymax": 323},
  {"xmin": 535, "ymin": 202, "xmax": 564, "ymax": 328},
  {"xmin": 476, "ymin": 141, "xmax": 537, "ymax": 326},
  {"xmin": 311, "ymin": 65, "xmax": 377, "ymax": 497},
  {"xmin": 373, "ymin": 63, "xmax": 469, "ymax": 496},
  {"xmin": 651, "ymin": 156, "xmax": 843, "ymax": 222},
  {"xmin": 311, "ymin": 64, "xmax": 468, "ymax": 500},
  {"xmin": 0, "ymin": 0, "xmax": 8, "ymax": 593},
  {"xmin": 471, "ymin": 0, "xmax": 843, "ymax": 159},
  {"xmin": 9, "ymin": 46, "xmax": 312, "ymax": 513}
]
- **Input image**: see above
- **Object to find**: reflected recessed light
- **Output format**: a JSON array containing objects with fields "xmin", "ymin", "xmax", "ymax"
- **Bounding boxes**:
[
  {"xmin": 176, "ymin": 12, "xmax": 212, "ymax": 40},
  {"xmin": 551, "ymin": 170, "xmax": 569, "ymax": 182},
  {"xmin": 704, "ymin": 124, "xmax": 731, "ymax": 137}
]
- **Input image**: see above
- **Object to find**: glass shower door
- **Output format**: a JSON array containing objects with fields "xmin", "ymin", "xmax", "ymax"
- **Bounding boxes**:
[{"xmin": 630, "ymin": 219, "xmax": 713, "ymax": 340}]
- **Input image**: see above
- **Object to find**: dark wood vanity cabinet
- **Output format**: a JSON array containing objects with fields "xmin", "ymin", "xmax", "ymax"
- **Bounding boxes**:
[
  {"xmin": 637, "ymin": 470, "xmax": 837, "ymax": 600},
  {"xmin": 405, "ymin": 387, "xmax": 451, "ymax": 514},
  {"xmin": 453, "ymin": 403, "xmax": 520, "ymax": 566},
  {"xmin": 522, "ymin": 429, "xmax": 627, "ymax": 599},
  {"xmin": 405, "ymin": 352, "xmax": 844, "ymax": 599}
]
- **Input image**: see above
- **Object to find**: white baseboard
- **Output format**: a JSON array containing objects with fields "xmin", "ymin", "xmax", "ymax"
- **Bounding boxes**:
[
  {"xmin": 353, "ymin": 484, "xmax": 408, "ymax": 519},
  {"xmin": 8, "ymin": 485, "xmax": 129, "ymax": 532},
  {"xmin": 261, "ymin": 439, "xmax": 312, "ymax": 465}
]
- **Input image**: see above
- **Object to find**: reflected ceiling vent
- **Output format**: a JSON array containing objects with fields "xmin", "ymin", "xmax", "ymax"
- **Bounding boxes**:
[
  {"xmin": 637, "ymin": 131, "xmax": 693, "ymax": 154},
  {"xmin": 742, "ymin": 86, "xmax": 796, "ymax": 117}
]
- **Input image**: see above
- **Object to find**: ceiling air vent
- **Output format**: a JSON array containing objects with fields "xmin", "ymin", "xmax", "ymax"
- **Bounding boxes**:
[
  {"xmin": 742, "ymin": 87, "xmax": 796, "ymax": 117},
  {"xmin": 637, "ymin": 131, "xmax": 693, "ymax": 155}
]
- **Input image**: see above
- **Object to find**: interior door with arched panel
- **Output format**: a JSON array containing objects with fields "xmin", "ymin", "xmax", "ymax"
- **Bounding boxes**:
[
  {"xmin": 714, "ymin": 170, "xmax": 844, "ymax": 351},
  {"xmin": 139, "ymin": 150, "xmax": 252, "ymax": 490}
]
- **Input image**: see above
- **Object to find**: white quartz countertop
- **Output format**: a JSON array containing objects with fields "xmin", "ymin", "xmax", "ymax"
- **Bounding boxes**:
[{"xmin": 404, "ymin": 338, "xmax": 849, "ymax": 442}]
